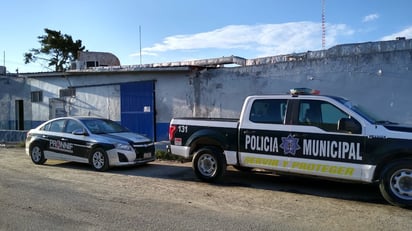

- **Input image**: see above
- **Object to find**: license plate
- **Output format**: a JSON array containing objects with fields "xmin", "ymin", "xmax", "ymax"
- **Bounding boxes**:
[{"xmin": 143, "ymin": 152, "xmax": 152, "ymax": 159}]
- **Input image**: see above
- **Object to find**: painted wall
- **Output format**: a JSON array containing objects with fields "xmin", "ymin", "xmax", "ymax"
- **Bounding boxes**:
[
  {"xmin": 1, "ymin": 39, "xmax": 412, "ymax": 143},
  {"xmin": 28, "ymin": 70, "xmax": 193, "ymax": 141},
  {"xmin": 0, "ymin": 76, "xmax": 31, "ymax": 130},
  {"xmin": 193, "ymin": 40, "xmax": 412, "ymax": 124}
]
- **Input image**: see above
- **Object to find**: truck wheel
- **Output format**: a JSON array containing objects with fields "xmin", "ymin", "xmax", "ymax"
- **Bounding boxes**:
[
  {"xmin": 192, "ymin": 147, "xmax": 226, "ymax": 182},
  {"xmin": 379, "ymin": 159, "xmax": 412, "ymax": 208}
]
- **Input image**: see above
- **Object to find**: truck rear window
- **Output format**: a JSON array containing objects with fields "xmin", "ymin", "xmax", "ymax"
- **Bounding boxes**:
[{"xmin": 249, "ymin": 99, "xmax": 287, "ymax": 124}]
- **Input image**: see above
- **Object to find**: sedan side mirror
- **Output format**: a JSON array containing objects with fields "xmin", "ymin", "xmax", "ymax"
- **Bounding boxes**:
[
  {"xmin": 338, "ymin": 118, "xmax": 362, "ymax": 134},
  {"xmin": 72, "ymin": 128, "xmax": 89, "ymax": 136}
]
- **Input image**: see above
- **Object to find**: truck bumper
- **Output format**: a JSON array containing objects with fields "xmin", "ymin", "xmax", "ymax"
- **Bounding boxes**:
[{"xmin": 168, "ymin": 145, "xmax": 191, "ymax": 159}]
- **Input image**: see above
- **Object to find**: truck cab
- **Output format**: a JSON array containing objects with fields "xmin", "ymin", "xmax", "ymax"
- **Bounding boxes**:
[{"xmin": 238, "ymin": 92, "xmax": 369, "ymax": 182}]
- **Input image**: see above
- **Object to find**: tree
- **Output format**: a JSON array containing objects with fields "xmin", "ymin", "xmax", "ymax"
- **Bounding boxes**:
[{"xmin": 24, "ymin": 28, "xmax": 85, "ymax": 72}]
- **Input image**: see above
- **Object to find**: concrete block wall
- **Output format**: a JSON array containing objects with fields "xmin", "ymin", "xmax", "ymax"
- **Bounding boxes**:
[
  {"xmin": 27, "ymin": 70, "xmax": 193, "ymax": 141},
  {"xmin": 193, "ymin": 40, "xmax": 412, "ymax": 124},
  {"xmin": 0, "ymin": 76, "xmax": 31, "ymax": 130},
  {"xmin": 0, "ymin": 130, "xmax": 27, "ymax": 143},
  {"xmin": 1, "ymin": 39, "xmax": 412, "ymax": 144}
]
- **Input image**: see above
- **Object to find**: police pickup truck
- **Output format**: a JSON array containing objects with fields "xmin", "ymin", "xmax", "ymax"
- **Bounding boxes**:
[{"xmin": 168, "ymin": 88, "xmax": 412, "ymax": 207}]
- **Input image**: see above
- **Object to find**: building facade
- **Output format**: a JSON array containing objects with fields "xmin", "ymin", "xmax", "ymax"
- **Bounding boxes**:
[{"xmin": 1, "ymin": 39, "xmax": 412, "ymax": 142}]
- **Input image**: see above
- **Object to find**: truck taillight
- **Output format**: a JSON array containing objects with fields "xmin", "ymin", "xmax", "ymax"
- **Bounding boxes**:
[{"xmin": 169, "ymin": 125, "xmax": 177, "ymax": 141}]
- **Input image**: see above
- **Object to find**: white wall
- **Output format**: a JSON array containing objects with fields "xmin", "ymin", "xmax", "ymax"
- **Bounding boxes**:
[
  {"xmin": 28, "ymin": 71, "xmax": 193, "ymax": 125},
  {"xmin": 21, "ymin": 39, "xmax": 412, "ymax": 130},
  {"xmin": 194, "ymin": 42, "xmax": 412, "ymax": 124}
]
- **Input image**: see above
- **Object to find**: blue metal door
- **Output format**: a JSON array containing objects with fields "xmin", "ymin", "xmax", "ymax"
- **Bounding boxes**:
[{"xmin": 120, "ymin": 81, "xmax": 155, "ymax": 140}]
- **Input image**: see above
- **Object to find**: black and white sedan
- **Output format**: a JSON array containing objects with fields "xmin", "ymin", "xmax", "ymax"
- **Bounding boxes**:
[{"xmin": 25, "ymin": 116, "xmax": 155, "ymax": 171}]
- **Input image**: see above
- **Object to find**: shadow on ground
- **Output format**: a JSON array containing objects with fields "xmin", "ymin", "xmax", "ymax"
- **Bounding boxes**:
[{"xmin": 50, "ymin": 159, "xmax": 386, "ymax": 206}]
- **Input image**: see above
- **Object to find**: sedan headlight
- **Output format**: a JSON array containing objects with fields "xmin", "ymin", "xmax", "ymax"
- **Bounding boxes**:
[{"xmin": 116, "ymin": 143, "xmax": 133, "ymax": 152}]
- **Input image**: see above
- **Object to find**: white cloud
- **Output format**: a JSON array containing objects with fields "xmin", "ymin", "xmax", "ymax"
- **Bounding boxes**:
[
  {"xmin": 132, "ymin": 22, "xmax": 354, "ymax": 59},
  {"xmin": 381, "ymin": 26, "xmax": 412, "ymax": 41},
  {"xmin": 362, "ymin": 14, "xmax": 379, "ymax": 23}
]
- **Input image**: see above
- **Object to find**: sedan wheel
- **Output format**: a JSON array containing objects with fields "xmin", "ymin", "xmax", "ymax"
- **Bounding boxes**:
[
  {"xmin": 91, "ymin": 148, "xmax": 109, "ymax": 171},
  {"xmin": 30, "ymin": 145, "xmax": 46, "ymax": 164}
]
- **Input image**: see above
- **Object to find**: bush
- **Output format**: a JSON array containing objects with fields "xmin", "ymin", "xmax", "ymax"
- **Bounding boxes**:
[{"xmin": 155, "ymin": 150, "xmax": 186, "ymax": 162}]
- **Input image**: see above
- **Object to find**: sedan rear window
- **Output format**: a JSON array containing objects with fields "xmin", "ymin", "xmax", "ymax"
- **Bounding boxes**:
[{"xmin": 42, "ymin": 119, "xmax": 66, "ymax": 132}]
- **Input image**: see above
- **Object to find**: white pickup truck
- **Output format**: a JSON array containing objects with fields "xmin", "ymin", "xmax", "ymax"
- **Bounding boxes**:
[{"xmin": 168, "ymin": 88, "xmax": 412, "ymax": 207}]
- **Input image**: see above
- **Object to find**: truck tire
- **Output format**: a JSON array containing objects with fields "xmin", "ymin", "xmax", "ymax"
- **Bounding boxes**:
[
  {"xmin": 192, "ymin": 147, "xmax": 226, "ymax": 182},
  {"xmin": 379, "ymin": 159, "xmax": 412, "ymax": 208}
]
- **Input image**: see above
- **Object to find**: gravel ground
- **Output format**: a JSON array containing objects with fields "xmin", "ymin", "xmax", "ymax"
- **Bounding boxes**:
[{"xmin": 1, "ymin": 147, "xmax": 411, "ymax": 231}]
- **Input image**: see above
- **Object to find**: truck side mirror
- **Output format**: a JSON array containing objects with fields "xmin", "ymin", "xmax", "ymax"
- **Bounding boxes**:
[{"xmin": 338, "ymin": 118, "xmax": 361, "ymax": 134}]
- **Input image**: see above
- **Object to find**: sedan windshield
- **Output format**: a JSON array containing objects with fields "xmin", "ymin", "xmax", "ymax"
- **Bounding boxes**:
[{"xmin": 81, "ymin": 119, "xmax": 129, "ymax": 134}]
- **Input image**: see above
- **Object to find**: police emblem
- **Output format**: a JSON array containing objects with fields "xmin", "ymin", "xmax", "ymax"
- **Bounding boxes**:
[{"xmin": 280, "ymin": 134, "xmax": 301, "ymax": 155}]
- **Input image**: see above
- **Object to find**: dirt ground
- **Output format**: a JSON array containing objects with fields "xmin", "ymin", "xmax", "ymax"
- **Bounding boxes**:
[{"xmin": 1, "ymin": 147, "xmax": 411, "ymax": 231}]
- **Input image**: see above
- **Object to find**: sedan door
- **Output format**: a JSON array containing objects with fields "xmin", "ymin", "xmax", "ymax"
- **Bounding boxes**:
[
  {"xmin": 43, "ymin": 119, "xmax": 70, "ymax": 159},
  {"xmin": 61, "ymin": 119, "xmax": 92, "ymax": 163}
]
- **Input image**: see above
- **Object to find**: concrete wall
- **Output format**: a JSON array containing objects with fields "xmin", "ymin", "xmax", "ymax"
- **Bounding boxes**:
[
  {"xmin": 0, "ymin": 76, "xmax": 31, "ymax": 130},
  {"xmin": 193, "ymin": 40, "xmax": 412, "ymax": 124},
  {"xmin": 0, "ymin": 130, "xmax": 27, "ymax": 143},
  {"xmin": 27, "ymin": 70, "xmax": 193, "ymax": 140},
  {"xmin": 1, "ymin": 39, "xmax": 412, "ymax": 143}
]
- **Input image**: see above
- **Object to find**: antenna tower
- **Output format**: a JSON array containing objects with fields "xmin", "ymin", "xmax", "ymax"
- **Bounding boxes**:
[{"xmin": 322, "ymin": 0, "xmax": 326, "ymax": 49}]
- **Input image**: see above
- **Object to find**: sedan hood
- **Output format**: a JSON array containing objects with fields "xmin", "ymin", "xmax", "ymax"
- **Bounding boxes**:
[{"xmin": 99, "ymin": 132, "xmax": 152, "ymax": 144}]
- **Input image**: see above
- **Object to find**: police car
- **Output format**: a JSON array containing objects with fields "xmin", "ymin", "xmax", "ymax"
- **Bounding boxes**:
[
  {"xmin": 168, "ymin": 88, "xmax": 412, "ymax": 207},
  {"xmin": 26, "ymin": 116, "xmax": 155, "ymax": 171}
]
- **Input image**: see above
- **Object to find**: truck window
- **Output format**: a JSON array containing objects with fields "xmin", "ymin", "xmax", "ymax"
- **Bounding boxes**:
[
  {"xmin": 298, "ymin": 100, "xmax": 353, "ymax": 132},
  {"xmin": 249, "ymin": 99, "xmax": 287, "ymax": 124}
]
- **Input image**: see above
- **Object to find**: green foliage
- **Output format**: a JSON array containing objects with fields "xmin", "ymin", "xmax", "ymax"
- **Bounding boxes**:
[
  {"xmin": 24, "ymin": 28, "xmax": 85, "ymax": 72},
  {"xmin": 17, "ymin": 141, "xmax": 25, "ymax": 148},
  {"xmin": 155, "ymin": 150, "xmax": 186, "ymax": 161}
]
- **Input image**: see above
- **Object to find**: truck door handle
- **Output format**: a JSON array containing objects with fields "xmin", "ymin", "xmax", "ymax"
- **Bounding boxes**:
[
  {"xmin": 243, "ymin": 130, "xmax": 256, "ymax": 134},
  {"xmin": 61, "ymin": 138, "xmax": 68, "ymax": 141}
]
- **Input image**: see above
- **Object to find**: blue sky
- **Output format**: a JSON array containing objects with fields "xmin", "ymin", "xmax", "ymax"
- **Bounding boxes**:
[{"xmin": 1, "ymin": 0, "xmax": 411, "ymax": 73}]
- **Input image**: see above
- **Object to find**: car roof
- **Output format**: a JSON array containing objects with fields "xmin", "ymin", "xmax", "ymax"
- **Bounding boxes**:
[
  {"xmin": 39, "ymin": 116, "xmax": 108, "ymax": 126},
  {"xmin": 247, "ymin": 94, "xmax": 347, "ymax": 101},
  {"xmin": 50, "ymin": 116, "xmax": 106, "ymax": 121}
]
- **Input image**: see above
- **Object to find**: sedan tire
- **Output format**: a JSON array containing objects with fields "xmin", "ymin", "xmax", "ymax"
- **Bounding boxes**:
[
  {"xmin": 90, "ymin": 148, "xmax": 109, "ymax": 171},
  {"xmin": 30, "ymin": 144, "xmax": 47, "ymax": 165}
]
